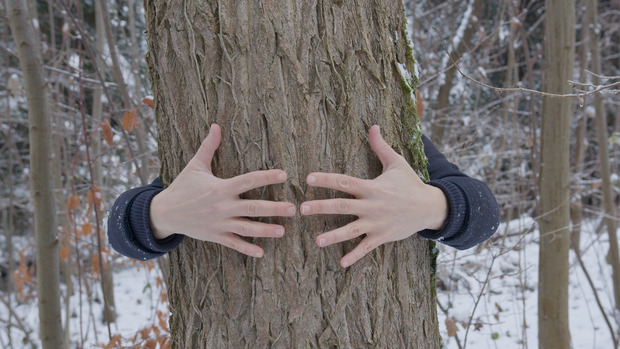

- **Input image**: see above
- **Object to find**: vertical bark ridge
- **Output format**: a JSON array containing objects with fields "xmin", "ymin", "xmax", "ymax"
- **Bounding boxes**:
[{"xmin": 144, "ymin": 0, "xmax": 439, "ymax": 347}]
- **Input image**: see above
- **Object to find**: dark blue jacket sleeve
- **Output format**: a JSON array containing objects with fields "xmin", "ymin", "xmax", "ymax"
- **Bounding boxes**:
[
  {"xmin": 107, "ymin": 178, "xmax": 184, "ymax": 260},
  {"xmin": 418, "ymin": 135, "xmax": 500, "ymax": 249}
]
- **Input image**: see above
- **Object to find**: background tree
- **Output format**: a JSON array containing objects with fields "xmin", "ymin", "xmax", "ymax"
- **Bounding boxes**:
[
  {"xmin": 586, "ymin": 0, "xmax": 620, "ymax": 312},
  {"xmin": 538, "ymin": 0, "xmax": 574, "ymax": 347},
  {"xmin": 6, "ymin": 0, "xmax": 64, "ymax": 347},
  {"xmin": 143, "ymin": 0, "xmax": 439, "ymax": 347}
]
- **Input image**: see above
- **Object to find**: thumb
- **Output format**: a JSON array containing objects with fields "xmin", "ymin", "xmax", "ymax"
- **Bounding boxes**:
[
  {"xmin": 368, "ymin": 125, "xmax": 404, "ymax": 170},
  {"xmin": 189, "ymin": 124, "xmax": 221, "ymax": 172}
]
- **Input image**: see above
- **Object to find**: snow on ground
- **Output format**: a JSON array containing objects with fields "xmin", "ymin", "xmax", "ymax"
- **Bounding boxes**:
[
  {"xmin": 0, "ymin": 261, "xmax": 166, "ymax": 348},
  {"xmin": 1, "ymin": 217, "xmax": 617, "ymax": 348},
  {"xmin": 437, "ymin": 216, "xmax": 617, "ymax": 349}
]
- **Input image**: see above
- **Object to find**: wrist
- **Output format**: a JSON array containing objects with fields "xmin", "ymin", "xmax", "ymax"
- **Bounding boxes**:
[
  {"xmin": 150, "ymin": 190, "xmax": 173, "ymax": 240},
  {"xmin": 424, "ymin": 185, "xmax": 449, "ymax": 231}
]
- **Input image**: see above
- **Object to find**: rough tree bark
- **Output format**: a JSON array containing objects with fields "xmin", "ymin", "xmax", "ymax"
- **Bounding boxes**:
[
  {"xmin": 7, "ymin": 0, "xmax": 64, "ymax": 348},
  {"xmin": 143, "ymin": 0, "xmax": 440, "ymax": 347},
  {"xmin": 538, "ymin": 0, "xmax": 574, "ymax": 348}
]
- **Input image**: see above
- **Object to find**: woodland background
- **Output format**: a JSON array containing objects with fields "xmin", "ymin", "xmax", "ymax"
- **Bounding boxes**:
[{"xmin": 1, "ymin": 0, "xmax": 619, "ymax": 348}]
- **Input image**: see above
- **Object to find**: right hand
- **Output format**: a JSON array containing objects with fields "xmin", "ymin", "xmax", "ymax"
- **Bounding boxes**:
[{"xmin": 149, "ymin": 124, "xmax": 296, "ymax": 258}]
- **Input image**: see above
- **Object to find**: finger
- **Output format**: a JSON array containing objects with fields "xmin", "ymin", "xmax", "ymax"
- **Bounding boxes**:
[
  {"xmin": 340, "ymin": 236, "xmax": 382, "ymax": 268},
  {"xmin": 300, "ymin": 198, "xmax": 365, "ymax": 216},
  {"xmin": 368, "ymin": 125, "xmax": 406, "ymax": 170},
  {"xmin": 189, "ymin": 124, "xmax": 222, "ymax": 172},
  {"xmin": 228, "ymin": 169, "xmax": 288, "ymax": 194},
  {"xmin": 217, "ymin": 233, "xmax": 265, "ymax": 258},
  {"xmin": 306, "ymin": 172, "xmax": 368, "ymax": 197},
  {"xmin": 315, "ymin": 222, "xmax": 365, "ymax": 247},
  {"xmin": 231, "ymin": 218, "xmax": 286, "ymax": 238},
  {"xmin": 229, "ymin": 199, "xmax": 296, "ymax": 217}
]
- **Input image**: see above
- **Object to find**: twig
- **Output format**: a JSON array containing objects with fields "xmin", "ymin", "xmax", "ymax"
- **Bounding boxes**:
[
  {"xmin": 462, "ymin": 253, "xmax": 498, "ymax": 349},
  {"xmin": 0, "ymin": 294, "xmax": 33, "ymax": 342},
  {"xmin": 433, "ymin": 27, "xmax": 620, "ymax": 100},
  {"xmin": 76, "ymin": 34, "xmax": 113, "ymax": 341},
  {"xmin": 574, "ymin": 250, "xmax": 619, "ymax": 348},
  {"xmin": 437, "ymin": 299, "xmax": 464, "ymax": 349},
  {"xmin": 584, "ymin": 70, "xmax": 620, "ymax": 80}
]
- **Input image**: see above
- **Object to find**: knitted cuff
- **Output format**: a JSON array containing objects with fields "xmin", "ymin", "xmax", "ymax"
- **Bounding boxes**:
[
  {"xmin": 128, "ymin": 189, "xmax": 184, "ymax": 253},
  {"xmin": 417, "ymin": 178, "xmax": 467, "ymax": 242}
]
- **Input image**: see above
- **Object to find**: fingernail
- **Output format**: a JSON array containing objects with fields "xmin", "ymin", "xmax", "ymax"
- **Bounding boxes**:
[
  {"xmin": 307, "ymin": 175, "xmax": 316, "ymax": 184},
  {"xmin": 287, "ymin": 206, "xmax": 296, "ymax": 215},
  {"xmin": 318, "ymin": 238, "xmax": 326, "ymax": 247},
  {"xmin": 276, "ymin": 228, "xmax": 284, "ymax": 237},
  {"xmin": 301, "ymin": 205, "xmax": 310, "ymax": 214},
  {"xmin": 256, "ymin": 251, "xmax": 263, "ymax": 258},
  {"xmin": 341, "ymin": 259, "xmax": 350, "ymax": 268},
  {"xmin": 278, "ymin": 172, "xmax": 286, "ymax": 181}
]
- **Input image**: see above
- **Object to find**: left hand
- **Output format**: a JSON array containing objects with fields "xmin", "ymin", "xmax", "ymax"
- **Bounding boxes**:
[{"xmin": 300, "ymin": 125, "xmax": 448, "ymax": 268}]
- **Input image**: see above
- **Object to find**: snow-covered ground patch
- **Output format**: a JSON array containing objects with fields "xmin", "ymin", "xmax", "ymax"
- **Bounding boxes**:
[
  {"xmin": 1, "ymin": 217, "xmax": 617, "ymax": 348},
  {"xmin": 437, "ymin": 216, "xmax": 617, "ymax": 349}
]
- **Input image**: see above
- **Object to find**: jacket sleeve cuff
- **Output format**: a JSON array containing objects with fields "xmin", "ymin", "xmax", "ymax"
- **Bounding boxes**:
[
  {"xmin": 128, "ymin": 189, "xmax": 184, "ymax": 254},
  {"xmin": 417, "ymin": 178, "xmax": 468, "ymax": 242}
]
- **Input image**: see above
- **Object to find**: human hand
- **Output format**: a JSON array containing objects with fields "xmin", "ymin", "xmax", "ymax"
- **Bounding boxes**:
[
  {"xmin": 149, "ymin": 124, "xmax": 296, "ymax": 258},
  {"xmin": 300, "ymin": 125, "xmax": 448, "ymax": 268}
]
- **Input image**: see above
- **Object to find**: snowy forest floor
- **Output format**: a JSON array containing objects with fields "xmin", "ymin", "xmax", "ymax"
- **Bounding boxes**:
[{"xmin": 0, "ymin": 216, "xmax": 616, "ymax": 348}]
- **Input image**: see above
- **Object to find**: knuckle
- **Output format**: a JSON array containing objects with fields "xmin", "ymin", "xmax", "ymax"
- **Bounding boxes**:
[
  {"xmin": 275, "ymin": 204, "xmax": 285, "ymax": 216},
  {"xmin": 227, "ymin": 240, "xmax": 239, "ymax": 251},
  {"xmin": 336, "ymin": 200, "xmax": 350, "ymax": 213},
  {"xmin": 263, "ymin": 226, "xmax": 272, "ymax": 237},
  {"xmin": 244, "ymin": 174, "xmax": 256, "ymax": 190},
  {"xmin": 361, "ymin": 241, "xmax": 374, "ymax": 254},
  {"xmin": 347, "ymin": 225, "xmax": 361, "ymax": 238},
  {"xmin": 315, "ymin": 202, "xmax": 324, "ymax": 213},
  {"xmin": 337, "ymin": 175, "xmax": 351, "ymax": 189},
  {"xmin": 379, "ymin": 143, "xmax": 392, "ymax": 154},
  {"xmin": 247, "ymin": 202, "xmax": 260, "ymax": 216},
  {"xmin": 240, "ymin": 222, "xmax": 250, "ymax": 236}
]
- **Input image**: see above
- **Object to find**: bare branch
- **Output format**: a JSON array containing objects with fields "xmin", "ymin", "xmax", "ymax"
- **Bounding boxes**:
[{"xmin": 433, "ymin": 27, "xmax": 620, "ymax": 101}]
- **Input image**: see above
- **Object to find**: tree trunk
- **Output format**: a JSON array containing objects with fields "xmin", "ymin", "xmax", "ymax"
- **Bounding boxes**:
[
  {"xmin": 7, "ymin": 0, "xmax": 64, "ymax": 348},
  {"xmin": 586, "ymin": 0, "xmax": 620, "ymax": 312},
  {"xmin": 100, "ymin": 0, "xmax": 150, "ymax": 186},
  {"xmin": 431, "ymin": 0, "xmax": 483, "ymax": 145},
  {"xmin": 538, "ymin": 0, "xmax": 574, "ymax": 348},
  {"xmin": 570, "ymin": 0, "xmax": 590, "ymax": 253},
  {"xmin": 143, "ymin": 0, "xmax": 439, "ymax": 347},
  {"xmin": 93, "ymin": 0, "xmax": 117, "ymax": 324}
]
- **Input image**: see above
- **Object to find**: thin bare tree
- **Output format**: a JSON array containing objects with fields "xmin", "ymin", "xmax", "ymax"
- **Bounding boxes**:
[
  {"xmin": 538, "ymin": 0, "xmax": 575, "ymax": 348},
  {"xmin": 6, "ymin": 0, "xmax": 64, "ymax": 347},
  {"xmin": 586, "ymin": 0, "xmax": 620, "ymax": 312}
]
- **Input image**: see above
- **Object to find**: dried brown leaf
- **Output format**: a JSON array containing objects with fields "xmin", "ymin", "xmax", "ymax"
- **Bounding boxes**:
[
  {"xmin": 80, "ymin": 222, "xmax": 93, "ymax": 238},
  {"xmin": 102, "ymin": 119, "xmax": 114, "ymax": 147},
  {"xmin": 66, "ymin": 195, "xmax": 80, "ymax": 223},
  {"xmin": 445, "ymin": 317, "xmax": 459, "ymax": 337},
  {"xmin": 143, "ymin": 97, "xmax": 154, "ymax": 108},
  {"xmin": 121, "ymin": 107, "xmax": 138, "ymax": 132},
  {"xmin": 59, "ymin": 245, "xmax": 70, "ymax": 261},
  {"xmin": 416, "ymin": 90, "xmax": 424, "ymax": 117}
]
